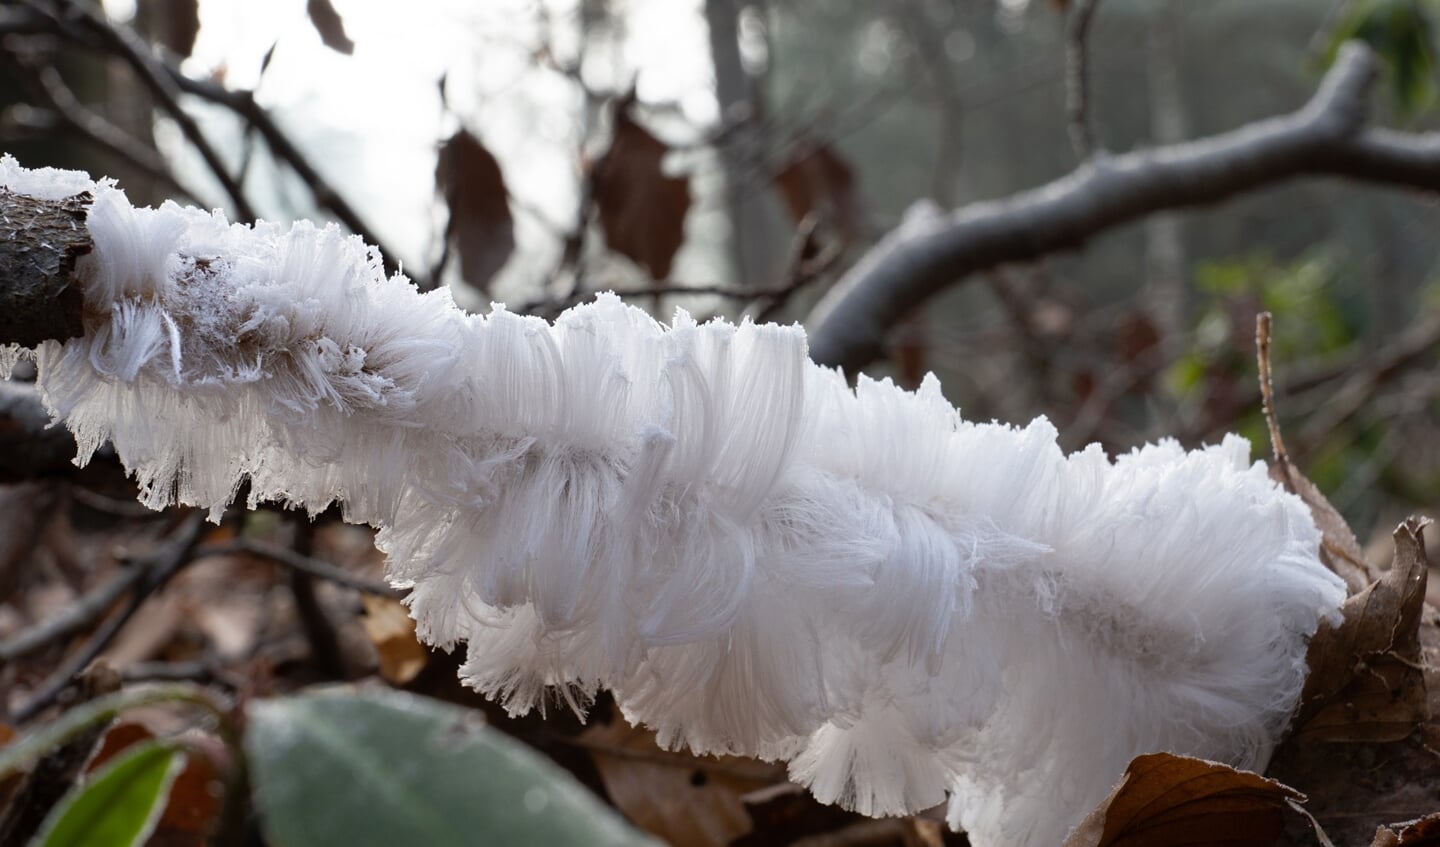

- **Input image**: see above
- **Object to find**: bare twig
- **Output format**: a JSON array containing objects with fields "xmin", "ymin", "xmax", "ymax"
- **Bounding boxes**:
[
  {"xmin": 165, "ymin": 70, "xmax": 419, "ymax": 285},
  {"xmin": 751, "ymin": 215, "xmax": 846, "ymax": 323},
  {"xmin": 804, "ymin": 43, "xmax": 1440, "ymax": 375},
  {"xmin": 11, "ymin": 512, "xmax": 208, "ymax": 723},
  {"xmin": 1187, "ymin": 309, "xmax": 1440, "ymax": 444},
  {"xmin": 196, "ymin": 538, "xmax": 399, "ymax": 598},
  {"xmin": 1065, "ymin": 0, "xmax": 1103, "ymax": 161},
  {"xmin": 1256, "ymin": 312, "xmax": 1293, "ymax": 474},
  {"xmin": 8, "ymin": 0, "xmax": 417, "ymax": 285},
  {"xmin": 2, "ymin": 39, "xmax": 202, "ymax": 205},
  {"xmin": 0, "ymin": 556, "xmax": 143, "ymax": 662},
  {"xmin": 284, "ymin": 518, "xmax": 348, "ymax": 679},
  {"xmin": 26, "ymin": 0, "xmax": 256, "ymax": 221}
]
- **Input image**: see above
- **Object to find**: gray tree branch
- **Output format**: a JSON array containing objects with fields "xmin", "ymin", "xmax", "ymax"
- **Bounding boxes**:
[{"xmin": 804, "ymin": 43, "xmax": 1440, "ymax": 375}]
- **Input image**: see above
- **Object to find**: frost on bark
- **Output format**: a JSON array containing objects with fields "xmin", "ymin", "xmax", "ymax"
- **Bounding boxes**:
[{"xmin": 0, "ymin": 189, "xmax": 89, "ymax": 348}]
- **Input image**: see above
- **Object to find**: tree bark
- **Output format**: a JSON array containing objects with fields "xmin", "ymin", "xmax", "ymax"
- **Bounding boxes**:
[
  {"xmin": 803, "ymin": 43, "xmax": 1440, "ymax": 376},
  {"xmin": 0, "ymin": 189, "xmax": 90, "ymax": 347},
  {"xmin": 705, "ymin": 0, "xmax": 781, "ymax": 288}
]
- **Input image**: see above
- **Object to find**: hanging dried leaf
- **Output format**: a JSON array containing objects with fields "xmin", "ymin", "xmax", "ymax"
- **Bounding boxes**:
[
  {"xmin": 1113, "ymin": 310, "xmax": 1162, "ymax": 389},
  {"xmin": 590, "ymin": 102, "xmax": 691, "ymax": 281},
  {"xmin": 360, "ymin": 594, "xmax": 429, "ymax": 685},
  {"xmin": 137, "ymin": 0, "xmax": 200, "ymax": 59},
  {"xmin": 435, "ymin": 129, "xmax": 514, "ymax": 295},
  {"xmin": 577, "ymin": 706, "xmax": 778, "ymax": 846},
  {"xmin": 1291, "ymin": 517, "xmax": 1431, "ymax": 743},
  {"xmin": 773, "ymin": 139, "xmax": 864, "ymax": 246},
  {"xmin": 1373, "ymin": 814, "xmax": 1440, "ymax": 847},
  {"xmin": 1063, "ymin": 753, "xmax": 1304, "ymax": 847},
  {"xmin": 306, "ymin": 0, "xmax": 355, "ymax": 55}
]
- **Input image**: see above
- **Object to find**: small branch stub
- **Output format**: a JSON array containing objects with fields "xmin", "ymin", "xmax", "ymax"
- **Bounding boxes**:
[{"xmin": 0, "ymin": 188, "xmax": 91, "ymax": 347}]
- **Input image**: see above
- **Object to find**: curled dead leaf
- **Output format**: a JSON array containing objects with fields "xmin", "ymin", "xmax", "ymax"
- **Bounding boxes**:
[
  {"xmin": 306, "ymin": 0, "xmax": 355, "ymax": 55},
  {"xmin": 435, "ymin": 129, "xmax": 514, "ymax": 295},
  {"xmin": 591, "ymin": 100, "xmax": 691, "ymax": 281},
  {"xmin": 576, "ymin": 706, "xmax": 779, "ymax": 846},
  {"xmin": 1062, "ymin": 753, "xmax": 1304, "ymax": 847},
  {"xmin": 773, "ymin": 139, "xmax": 864, "ymax": 248},
  {"xmin": 360, "ymin": 594, "xmax": 428, "ymax": 685},
  {"xmin": 1292, "ymin": 517, "xmax": 1430, "ymax": 743},
  {"xmin": 1373, "ymin": 814, "xmax": 1440, "ymax": 847},
  {"xmin": 137, "ymin": 0, "xmax": 200, "ymax": 59}
]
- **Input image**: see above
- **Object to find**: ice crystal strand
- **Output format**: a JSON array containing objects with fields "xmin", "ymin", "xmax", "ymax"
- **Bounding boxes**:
[{"xmin": 0, "ymin": 157, "xmax": 1346, "ymax": 847}]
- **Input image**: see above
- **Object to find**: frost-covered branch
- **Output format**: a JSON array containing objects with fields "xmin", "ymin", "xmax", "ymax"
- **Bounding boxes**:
[
  {"xmin": 0, "ymin": 158, "xmax": 1346, "ymax": 847},
  {"xmin": 806, "ymin": 43, "xmax": 1440, "ymax": 374}
]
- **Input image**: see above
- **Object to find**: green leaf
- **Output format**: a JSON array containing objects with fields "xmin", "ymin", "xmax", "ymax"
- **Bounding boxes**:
[
  {"xmin": 0, "ymin": 684, "xmax": 225, "ymax": 783},
  {"xmin": 245, "ymin": 688, "xmax": 657, "ymax": 847},
  {"xmin": 33, "ymin": 740, "xmax": 183, "ymax": 847}
]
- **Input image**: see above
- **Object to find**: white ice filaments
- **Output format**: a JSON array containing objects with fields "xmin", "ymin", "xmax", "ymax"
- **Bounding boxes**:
[{"xmin": 0, "ymin": 157, "xmax": 1346, "ymax": 847}]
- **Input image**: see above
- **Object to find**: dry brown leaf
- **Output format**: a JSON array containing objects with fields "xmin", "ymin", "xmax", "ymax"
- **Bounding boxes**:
[
  {"xmin": 591, "ymin": 100, "xmax": 691, "ymax": 281},
  {"xmin": 773, "ymin": 140, "xmax": 864, "ymax": 246},
  {"xmin": 360, "ymin": 594, "xmax": 428, "ymax": 685},
  {"xmin": 1292, "ymin": 517, "xmax": 1430, "ymax": 742},
  {"xmin": 732, "ymin": 782, "xmax": 868, "ymax": 847},
  {"xmin": 306, "ymin": 0, "xmax": 355, "ymax": 55},
  {"xmin": 578, "ymin": 706, "xmax": 778, "ymax": 846},
  {"xmin": 1373, "ymin": 814, "xmax": 1440, "ymax": 847},
  {"xmin": 436, "ymin": 129, "xmax": 514, "ymax": 294},
  {"xmin": 137, "ymin": 0, "xmax": 200, "ymax": 59},
  {"xmin": 1062, "ymin": 753, "xmax": 1303, "ymax": 847}
]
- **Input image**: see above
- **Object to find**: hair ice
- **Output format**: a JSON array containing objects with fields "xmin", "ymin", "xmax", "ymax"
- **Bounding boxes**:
[{"xmin": 0, "ymin": 157, "xmax": 1346, "ymax": 847}]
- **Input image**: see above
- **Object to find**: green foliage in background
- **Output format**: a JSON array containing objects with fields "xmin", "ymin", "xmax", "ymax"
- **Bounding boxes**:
[{"xmin": 1325, "ymin": 0, "xmax": 1440, "ymax": 118}]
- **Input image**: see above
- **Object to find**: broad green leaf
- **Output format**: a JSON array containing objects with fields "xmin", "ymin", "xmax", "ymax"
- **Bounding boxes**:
[
  {"xmin": 33, "ymin": 740, "xmax": 183, "ymax": 847},
  {"xmin": 245, "ymin": 688, "xmax": 657, "ymax": 847}
]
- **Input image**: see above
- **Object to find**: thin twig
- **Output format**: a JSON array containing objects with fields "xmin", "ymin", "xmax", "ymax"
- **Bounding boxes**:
[
  {"xmin": 1255, "ymin": 311, "xmax": 1293, "ymax": 476},
  {"xmin": 12, "ymin": 512, "xmax": 209, "ymax": 723},
  {"xmin": 2, "ymin": 40, "xmax": 202, "ymax": 205},
  {"xmin": 1187, "ymin": 309, "xmax": 1440, "ymax": 445},
  {"xmin": 805, "ymin": 43, "xmax": 1423, "ymax": 374},
  {"xmin": 751, "ymin": 214, "xmax": 846, "ymax": 324},
  {"xmin": 165, "ymin": 71, "xmax": 418, "ymax": 285},
  {"xmin": 0, "ymin": 554, "xmax": 145, "ymax": 661},
  {"xmin": 286, "ymin": 518, "xmax": 349, "ymax": 679},
  {"xmin": 28, "ymin": 0, "xmax": 256, "ymax": 221},
  {"xmin": 1065, "ymin": 0, "xmax": 1103, "ymax": 161},
  {"xmin": 196, "ymin": 538, "xmax": 399, "ymax": 598}
]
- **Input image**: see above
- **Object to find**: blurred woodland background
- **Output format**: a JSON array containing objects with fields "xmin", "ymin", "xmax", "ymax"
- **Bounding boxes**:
[{"xmin": 2, "ymin": 0, "xmax": 1440, "ymax": 845}]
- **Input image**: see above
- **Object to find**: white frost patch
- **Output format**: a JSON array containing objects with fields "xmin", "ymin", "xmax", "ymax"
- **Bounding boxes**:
[{"xmin": 0, "ymin": 156, "xmax": 1346, "ymax": 847}]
